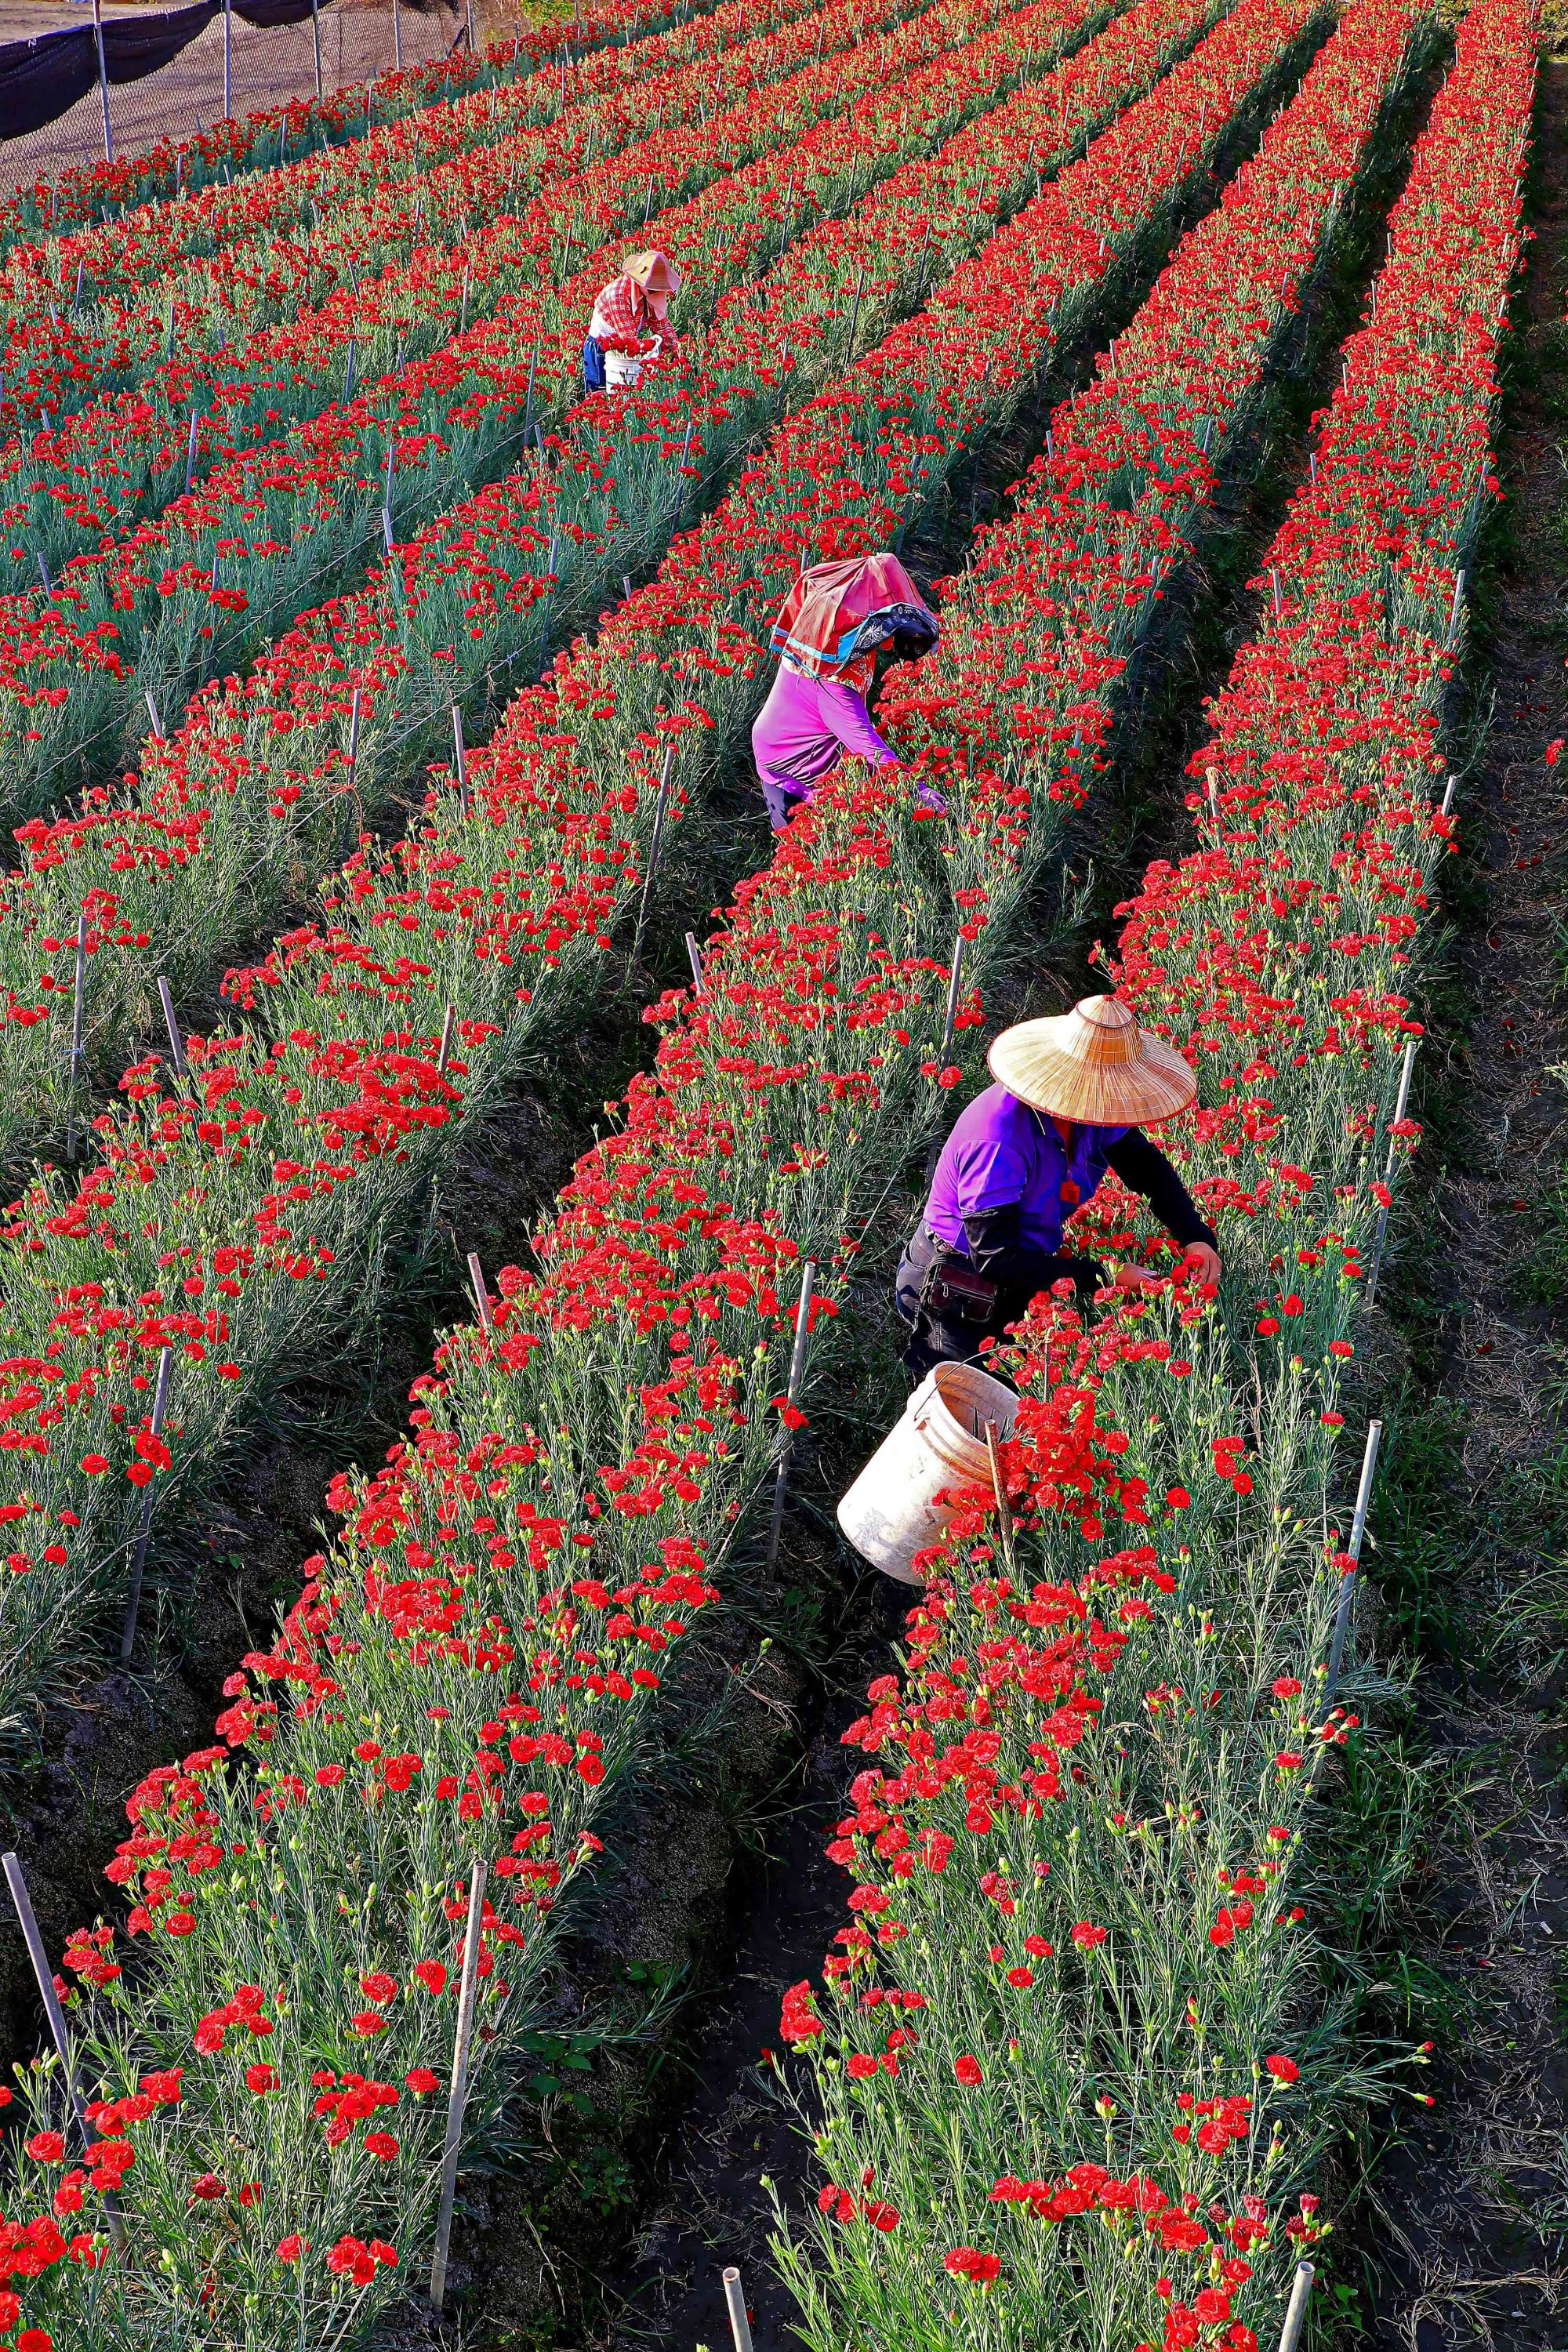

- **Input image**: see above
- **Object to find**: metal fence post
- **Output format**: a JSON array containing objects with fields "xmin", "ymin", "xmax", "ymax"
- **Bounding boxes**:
[
  {"xmin": 91, "ymin": 0, "xmax": 112, "ymax": 164},
  {"xmin": 394, "ymin": 0, "xmax": 403, "ymax": 71},
  {"xmin": 222, "ymin": 0, "xmax": 233, "ymax": 121},
  {"xmin": 310, "ymin": 0, "xmax": 324, "ymax": 100}
]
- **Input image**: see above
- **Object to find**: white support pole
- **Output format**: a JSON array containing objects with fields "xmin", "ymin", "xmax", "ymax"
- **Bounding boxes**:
[
  {"xmin": 938, "ymin": 933, "xmax": 964, "ymax": 1059},
  {"xmin": 1322, "ymin": 1420, "xmax": 1382, "ymax": 1711},
  {"xmin": 1276, "ymin": 2262, "xmax": 1315, "ymax": 2352},
  {"xmin": 157, "ymin": 978, "xmax": 187, "ymax": 1078},
  {"xmin": 723, "ymin": 2267, "xmax": 755, "ymax": 2352},
  {"xmin": 765, "ymin": 1260, "xmax": 816, "ymax": 1567},
  {"xmin": 1364, "ymin": 1037, "xmax": 1417, "ymax": 1307},
  {"xmin": 436, "ymin": 1004, "xmax": 457, "ymax": 1077},
  {"xmin": 630, "ymin": 740, "xmax": 676, "ymax": 969},
  {"xmin": 119, "ymin": 1348, "xmax": 176, "ymax": 1664},
  {"xmin": 65, "ymin": 911, "xmax": 87, "ymax": 1162},
  {"xmin": 430, "ymin": 1859, "xmax": 488, "ymax": 2312}
]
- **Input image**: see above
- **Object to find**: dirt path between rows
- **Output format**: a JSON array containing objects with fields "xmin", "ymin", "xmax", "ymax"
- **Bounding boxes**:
[{"xmin": 1358, "ymin": 51, "xmax": 1568, "ymax": 2352}]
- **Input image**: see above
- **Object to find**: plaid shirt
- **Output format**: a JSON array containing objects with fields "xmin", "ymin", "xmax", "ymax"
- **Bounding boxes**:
[{"xmin": 590, "ymin": 273, "xmax": 681, "ymax": 358}]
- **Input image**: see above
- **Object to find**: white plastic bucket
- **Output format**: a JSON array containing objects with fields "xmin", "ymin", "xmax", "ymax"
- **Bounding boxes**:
[{"xmin": 837, "ymin": 1360, "xmax": 1019, "ymax": 1584}]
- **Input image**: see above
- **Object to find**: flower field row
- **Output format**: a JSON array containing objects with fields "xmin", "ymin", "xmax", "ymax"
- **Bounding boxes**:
[
  {"xmin": 0, "ymin": 2, "xmax": 1442, "ymax": 2343},
  {"xmin": 0, "ymin": 0, "xmax": 1223, "ymax": 1163},
  {"xmin": 0, "ymin": 0, "xmax": 677, "ymax": 255},
  {"xmin": 768, "ymin": 2, "xmax": 1536, "ymax": 2347},
  {"xmin": 0, "ymin": 0, "xmax": 885, "ymax": 455},
  {"xmin": 0, "ymin": 0, "xmax": 948, "ymax": 693},
  {"xmin": 0, "ymin": 0, "xmax": 1300, "ymax": 1778}
]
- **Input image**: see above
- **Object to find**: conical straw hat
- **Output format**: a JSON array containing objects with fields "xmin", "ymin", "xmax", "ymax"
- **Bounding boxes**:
[
  {"xmin": 623, "ymin": 249, "xmax": 681, "ymax": 294},
  {"xmin": 987, "ymin": 994, "xmax": 1196, "ymax": 1125}
]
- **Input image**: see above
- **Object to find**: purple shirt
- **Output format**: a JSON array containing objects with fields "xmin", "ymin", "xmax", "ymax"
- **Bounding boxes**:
[
  {"xmin": 750, "ymin": 664, "xmax": 897, "ymax": 804},
  {"xmin": 924, "ymin": 1084, "xmax": 1129, "ymax": 1256}
]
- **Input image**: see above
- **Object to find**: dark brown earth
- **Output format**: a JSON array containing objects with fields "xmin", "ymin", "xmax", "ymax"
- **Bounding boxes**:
[{"xmin": 1354, "ymin": 48, "xmax": 1568, "ymax": 2352}]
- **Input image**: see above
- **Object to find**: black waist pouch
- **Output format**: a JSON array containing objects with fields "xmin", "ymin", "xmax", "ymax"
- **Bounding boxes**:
[{"xmin": 917, "ymin": 1250, "xmax": 998, "ymax": 1327}]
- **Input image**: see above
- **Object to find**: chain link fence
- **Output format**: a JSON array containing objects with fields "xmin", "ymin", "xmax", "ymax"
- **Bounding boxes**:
[{"xmin": 0, "ymin": 0, "xmax": 536, "ymax": 201}]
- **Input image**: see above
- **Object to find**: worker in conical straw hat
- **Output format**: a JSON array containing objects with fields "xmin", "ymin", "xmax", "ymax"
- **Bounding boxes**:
[
  {"xmin": 751, "ymin": 550, "xmax": 941, "ymax": 832},
  {"xmin": 895, "ymin": 993, "xmax": 1221, "ymax": 1379},
  {"xmin": 584, "ymin": 249, "xmax": 683, "ymax": 393}
]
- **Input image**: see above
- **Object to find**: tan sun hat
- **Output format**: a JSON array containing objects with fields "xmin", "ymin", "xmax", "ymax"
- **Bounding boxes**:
[
  {"xmin": 987, "ymin": 994, "xmax": 1196, "ymax": 1126},
  {"xmin": 623, "ymin": 249, "xmax": 682, "ymax": 294}
]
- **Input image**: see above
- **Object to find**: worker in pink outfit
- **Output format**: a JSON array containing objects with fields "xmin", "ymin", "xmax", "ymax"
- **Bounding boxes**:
[{"xmin": 750, "ymin": 551, "xmax": 939, "ymax": 830}]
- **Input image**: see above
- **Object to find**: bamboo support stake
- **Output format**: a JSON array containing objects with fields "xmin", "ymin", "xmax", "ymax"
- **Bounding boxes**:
[
  {"xmin": 119, "ymin": 1348, "xmax": 175, "ymax": 1664},
  {"xmin": 3, "ymin": 1853, "xmax": 127, "ymax": 2252},
  {"xmin": 1276, "ymin": 2262, "xmax": 1315, "ymax": 2352},
  {"xmin": 766, "ymin": 1261, "xmax": 816, "ymax": 1567},
  {"xmin": 430, "ymin": 1859, "xmax": 488, "ymax": 2311},
  {"xmin": 723, "ymin": 2267, "xmax": 755, "ymax": 2352},
  {"xmin": 1322, "ymin": 1421, "xmax": 1382, "ymax": 1712},
  {"xmin": 467, "ymin": 1252, "xmax": 493, "ymax": 1335},
  {"xmin": 92, "ymin": 0, "xmax": 112, "ymax": 164},
  {"xmin": 630, "ymin": 741, "xmax": 676, "ymax": 970},
  {"xmin": 1364, "ymin": 1037, "xmax": 1417, "ymax": 1307}
]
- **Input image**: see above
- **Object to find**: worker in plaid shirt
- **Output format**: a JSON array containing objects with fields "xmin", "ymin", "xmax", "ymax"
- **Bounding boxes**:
[{"xmin": 585, "ymin": 249, "xmax": 683, "ymax": 391}]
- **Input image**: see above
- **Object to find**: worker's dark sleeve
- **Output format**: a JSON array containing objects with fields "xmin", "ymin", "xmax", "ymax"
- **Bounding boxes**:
[
  {"xmin": 961, "ymin": 1202, "xmax": 1105, "ymax": 1312},
  {"xmin": 1106, "ymin": 1131, "xmax": 1217, "ymax": 1250}
]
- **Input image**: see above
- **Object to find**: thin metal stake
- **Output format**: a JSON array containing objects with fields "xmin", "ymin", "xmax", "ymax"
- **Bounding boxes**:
[
  {"xmin": 185, "ymin": 408, "xmax": 198, "ymax": 495},
  {"xmin": 1322, "ymin": 1421, "xmax": 1382, "ymax": 1711},
  {"xmin": 938, "ymin": 934, "xmax": 964, "ymax": 1059},
  {"xmin": 346, "ymin": 686, "xmax": 362, "ymax": 792},
  {"xmin": 1276, "ymin": 2262, "xmax": 1315, "ymax": 2352},
  {"xmin": 684, "ymin": 931, "xmax": 703, "ymax": 991},
  {"xmin": 2, "ymin": 1853, "xmax": 127, "ymax": 2252},
  {"xmin": 765, "ymin": 1260, "xmax": 817, "ymax": 1568},
  {"xmin": 467, "ymin": 1252, "xmax": 493, "ymax": 1335},
  {"xmin": 144, "ymin": 690, "xmax": 165, "ymax": 742},
  {"xmin": 1206, "ymin": 765, "xmax": 1219, "ymax": 828},
  {"xmin": 1440, "ymin": 773, "xmax": 1457, "ymax": 818},
  {"xmin": 451, "ymin": 704, "xmax": 469, "ymax": 822},
  {"xmin": 64, "ymin": 912, "xmax": 87, "ymax": 1162},
  {"xmin": 310, "ymin": 0, "xmax": 323, "ymax": 99},
  {"xmin": 157, "ymin": 978, "xmax": 187, "ymax": 1077},
  {"xmin": 984, "ymin": 1422, "xmax": 1013, "ymax": 1569},
  {"xmin": 119, "ymin": 1347, "xmax": 175, "ymax": 1665},
  {"xmin": 630, "ymin": 741, "xmax": 676, "ymax": 969},
  {"xmin": 436, "ymin": 1004, "xmax": 457, "ymax": 1076},
  {"xmin": 845, "ymin": 258, "xmax": 866, "ymax": 358},
  {"xmin": 723, "ymin": 2266, "xmax": 756, "ymax": 2352},
  {"xmin": 1270, "ymin": 566, "xmax": 1282, "ymax": 617},
  {"xmin": 430, "ymin": 1858, "xmax": 488, "ymax": 2313}
]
